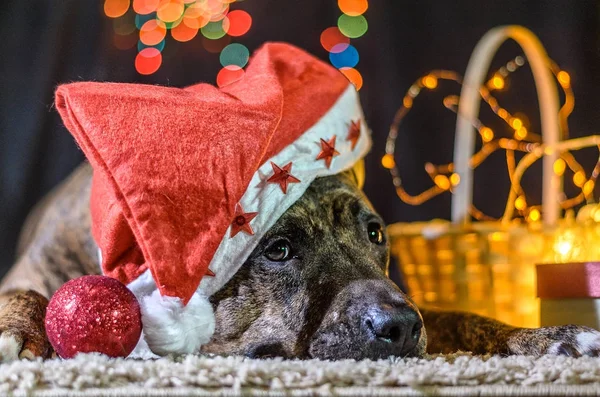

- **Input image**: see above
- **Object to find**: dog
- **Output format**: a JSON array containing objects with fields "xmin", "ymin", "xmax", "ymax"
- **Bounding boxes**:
[{"xmin": 0, "ymin": 162, "xmax": 599, "ymax": 361}]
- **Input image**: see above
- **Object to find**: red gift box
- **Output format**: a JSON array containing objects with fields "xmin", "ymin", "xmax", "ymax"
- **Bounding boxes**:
[{"xmin": 537, "ymin": 262, "xmax": 600, "ymax": 299}]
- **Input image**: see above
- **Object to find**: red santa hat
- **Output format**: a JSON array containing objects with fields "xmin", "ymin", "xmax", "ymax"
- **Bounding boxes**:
[{"xmin": 55, "ymin": 42, "xmax": 371, "ymax": 356}]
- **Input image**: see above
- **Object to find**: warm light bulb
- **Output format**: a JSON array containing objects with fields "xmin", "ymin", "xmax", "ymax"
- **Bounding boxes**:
[
  {"xmin": 422, "ymin": 75, "xmax": 438, "ymax": 89},
  {"xmin": 514, "ymin": 127, "xmax": 527, "ymax": 140},
  {"xmin": 515, "ymin": 195, "xmax": 527, "ymax": 210},
  {"xmin": 583, "ymin": 180, "xmax": 595, "ymax": 196},
  {"xmin": 489, "ymin": 75, "xmax": 505, "ymax": 90},
  {"xmin": 450, "ymin": 173, "xmax": 460, "ymax": 186},
  {"xmin": 573, "ymin": 171, "xmax": 586, "ymax": 187},
  {"xmin": 497, "ymin": 108, "xmax": 508, "ymax": 119},
  {"xmin": 480, "ymin": 127, "xmax": 494, "ymax": 142},
  {"xmin": 381, "ymin": 154, "xmax": 395, "ymax": 169},
  {"xmin": 403, "ymin": 96, "xmax": 413, "ymax": 108},
  {"xmin": 528, "ymin": 208, "xmax": 541, "ymax": 222},
  {"xmin": 434, "ymin": 175, "xmax": 450, "ymax": 190},
  {"xmin": 557, "ymin": 71, "xmax": 571, "ymax": 87},
  {"xmin": 553, "ymin": 158, "xmax": 566, "ymax": 176},
  {"xmin": 511, "ymin": 118, "xmax": 523, "ymax": 129}
]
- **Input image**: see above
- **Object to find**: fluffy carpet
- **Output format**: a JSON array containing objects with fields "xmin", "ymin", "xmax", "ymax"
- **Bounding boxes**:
[{"xmin": 2, "ymin": 353, "xmax": 600, "ymax": 396}]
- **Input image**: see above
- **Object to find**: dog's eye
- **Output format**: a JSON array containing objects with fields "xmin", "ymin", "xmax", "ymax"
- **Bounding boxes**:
[
  {"xmin": 367, "ymin": 222, "xmax": 384, "ymax": 245},
  {"xmin": 265, "ymin": 240, "xmax": 292, "ymax": 262}
]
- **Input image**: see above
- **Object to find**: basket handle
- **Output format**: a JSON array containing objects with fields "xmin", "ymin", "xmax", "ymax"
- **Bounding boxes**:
[{"xmin": 451, "ymin": 25, "xmax": 563, "ymax": 226}]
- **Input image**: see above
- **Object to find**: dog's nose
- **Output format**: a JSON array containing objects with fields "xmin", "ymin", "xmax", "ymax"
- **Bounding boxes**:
[{"xmin": 362, "ymin": 304, "xmax": 422, "ymax": 355}]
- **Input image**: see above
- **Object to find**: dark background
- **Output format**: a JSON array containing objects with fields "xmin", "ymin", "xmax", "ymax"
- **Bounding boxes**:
[{"xmin": 1, "ymin": 0, "xmax": 600, "ymax": 281}]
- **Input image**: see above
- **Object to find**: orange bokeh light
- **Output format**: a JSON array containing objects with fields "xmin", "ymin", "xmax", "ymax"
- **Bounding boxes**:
[
  {"xmin": 139, "ymin": 19, "xmax": 167, "ymax": 46},
  {"xmin": 135, "ymin": 48, "xmax": 162, "ymax": 75},
  {"xmin": 157, "ymin": 0, "xmax": 184, "ymax": 23},
  {"xmin": 171, "ymin": 22, "xmax": 199, "ymax": 42},
  {"xmin": 222, "ymin": 10, "xmax": 252, "ymax": 37},
  {"xmin": 338, "ymin": 0, "xmax": 368, "ymax": 16},
  {"xmin": 104, "ymin": 0, "xmax": 130, "ymax": 18},
  {"xmin": 132, "ymin": 0, "xmax": 159, "ymax": 15},
  {"xmin": 320, "ymin": 27, "xmax": 350, "ymax": 53},
  {"xmin": 340, "ymin": 67, "xmax": 363, "ymax": 90},
  {"xmin": 216, "ymin": 66, "xmax": 245, "ymax": 87}
]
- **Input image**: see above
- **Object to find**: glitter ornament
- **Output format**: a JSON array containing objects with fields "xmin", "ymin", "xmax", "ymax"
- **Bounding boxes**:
[{"xmin": 45, "ymin": 275, "xmax": 142, "ymax": 359}]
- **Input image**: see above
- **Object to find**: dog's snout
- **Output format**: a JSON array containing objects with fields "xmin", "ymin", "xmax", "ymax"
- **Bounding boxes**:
[{"xmin": 362, "ymin": 304, "xmax": 422, "ymax": 355}]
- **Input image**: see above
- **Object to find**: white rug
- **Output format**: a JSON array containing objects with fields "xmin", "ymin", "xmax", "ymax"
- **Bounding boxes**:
[{"xmin": 2, "ymin": 353, "xmax": 600, "ymax": 396}]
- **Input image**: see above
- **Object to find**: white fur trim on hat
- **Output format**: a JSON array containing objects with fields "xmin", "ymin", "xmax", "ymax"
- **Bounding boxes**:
[{"xmin": 138, "ymin": 289, "xmax": 215, "ymax": 356}]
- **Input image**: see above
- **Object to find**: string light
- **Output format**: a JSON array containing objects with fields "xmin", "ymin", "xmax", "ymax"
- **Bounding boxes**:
[
  {"xmin": 320, "ymin": 1, "xmax": 369, "ymax": 91},
  {"xmin": 104, "ymin": 0, "xmax": 252, "ymax": 77},
  {"xmin": 385, "ymin": 55, "xmax": 598, "ymax": 222}
]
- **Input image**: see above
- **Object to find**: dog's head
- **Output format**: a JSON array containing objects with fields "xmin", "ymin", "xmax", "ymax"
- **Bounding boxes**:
[{"xmin": 203, "ymin": 169, "xmax": 426, "ymax": 360}]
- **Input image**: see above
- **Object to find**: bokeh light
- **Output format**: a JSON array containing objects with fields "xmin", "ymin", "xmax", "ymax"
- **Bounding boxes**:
[
  {"xmin": 203, "ymin": 35, "xmax": 231, "ymax": 53},
  {"xmin": 135, "ymin": 12, "xmax": 156, "ymax": 29},
  {"xmin": 216, "ymin": 66, "xmax": 245, "ymax": 87},
  {"xmin": 113, "ymin": 15, "xmax": 137, "ymax": 36},
  {"xmin": 201, "ymin": 20, "xmax": 227, "ymax": 39},
  {"xmin": 135, "ymin": 47, "xmax": 163, "ymax": 75},
  {"xmin": 329, "ymin": 44, "xmax": 359, "ymax": 68},
  {"xmin": 337, "ymin": 14, "xmax": 368, "ymax": 38},
  {"xmin": 133, "ymin": 0, "xmax": 159, "ymax": 14},
  {"xmin": 157, "ymin": 0, "xmax": 185, "ymax": 23},
  {"xmin": 171, "ymin": 21, "xmax": 199, "ymax": 42},
  {"xmin": 320, "ymin": 27, "xmax": 350, "ymax": 53},
  {"xmin": 339, "ymin": 67, "xmax": 363, "ymax": 90},
  {"xmin": 338, "ymin": 0, "xmax": 368, "ymax": 16},
  {"xmin": 138, "ymin": 39, "xmax": 166, "ymax": 52},
  {"xmin": 104, "ymin": 0, "xmax": 130, "ymax": 18},
  {"xmin": 222, "ymin": 10, "xmax": 252, "ymax": 36},
  {"xmin": 140, "ymin": 19, "xmax": 167, "ymax": 46},
  {"xmin": 219, "ymin": 43, "xmax": 250, "ymax": 68}
]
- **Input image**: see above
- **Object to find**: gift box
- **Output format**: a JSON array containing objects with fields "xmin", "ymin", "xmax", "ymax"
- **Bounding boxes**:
[{"xmin": 537, "ymin": 262, "xmax": 600, "ymax": 330}]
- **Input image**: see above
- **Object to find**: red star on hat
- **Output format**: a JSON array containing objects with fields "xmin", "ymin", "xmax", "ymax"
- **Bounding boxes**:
[
  {"xmin": 347, "ymin": 120, "xmax": 361, "ymax": 150},
  {"xmin": 230, "ymin": 204, "xmax": 258, "ymax": 237},
  {"xmin": 316, "ymin": 136, "xmax": 340, "ymax": 169},
  {"xmin": 267, "ymin": 161, "xmax": 301, "ymax": 194}
]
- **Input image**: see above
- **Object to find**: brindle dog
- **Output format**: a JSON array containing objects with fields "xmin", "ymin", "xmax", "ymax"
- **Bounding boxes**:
[{"xmin": 1, "ymin": 163, "xmax": 599, "ymax": 361}]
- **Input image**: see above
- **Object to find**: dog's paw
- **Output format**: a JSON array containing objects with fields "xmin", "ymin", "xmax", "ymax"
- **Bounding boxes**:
[
  {"xmin": 506, "ymin": 325, "xmax": 600, "ymax": 357},
  {"xmin": 0, "ymin": 290, "xmax": 53, "ymax": 362}
]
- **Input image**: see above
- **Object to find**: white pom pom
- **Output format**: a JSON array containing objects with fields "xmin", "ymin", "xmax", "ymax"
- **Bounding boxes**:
[{"xmin": 140, "ymin": 290, "xmax": 215, "ymax": 356}]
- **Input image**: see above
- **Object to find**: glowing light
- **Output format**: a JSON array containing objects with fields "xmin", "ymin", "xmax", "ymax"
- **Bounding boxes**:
[
  {"xmin": 337, "ymin": 14, "xmax": 368, "ymax": 38},
  {"xmin": 511, "ymin": 118, "xmax": 523, "ymax": 129},
  {"xmin": 216, "ymin": 66, "xmax": 245, "ymax": 87},
  {"xmin": 320, "ymin": 27, "xmax": 350, "ymax": 53},
  {"xmin": 553, "ymin": 158, "xmax": 566, "ymax": 176},
  {"xmin": 490, "ymin": 75, "xmax": 505, "ymax": 90},
  {"xmin": 139, "ymin": 19, "xmax": 167, "ymax": 46},
  {"xmin": 338, "ymin": 0, "xmax": 368, "ymax": 16},
  {"xmin": 133, "ymin": 0, "xmax": 159, "ymax": 14},
  {"xmin": 434, "ymin": 175, "xmax": 450, "ymax": 190},
  {"xmin": 573, "ymin": 170, "xmax": 586, "ymax": 187},
  {"xmin": 157, "ymin": 0, "xmax": 184, "ymax": 23},
  {"xmin": 382, "ymin": 154, "xmax": 395, "ymax": 169},
  {"xmin": 135, "ymin": 47, "xmax": 162, "ymax": 75},
  {"xmin": 104, "ymin": 0, "xmax": 130, "ymax": 18},
  {"xmin": 220, "ymin": 43, "xmax": 250, "ymax": 68},
  {"xmin": 403, "ymin": 96, "xmax": 413, "ymax": 108},
  {"xmin": 183, "ymin": 5, "xmax": 210, "ymax": 29},
  {"xmin": 497, "ymin": 108, "xmax": 508, "ymax": 119},
  {"xmin": 201, "ymin": 20, "xmax": 226, "ymax": 40},
  {"xmin": 515, "ymin": 195, "xmax": 527, "ymax": 210},
  {"xmin": 137, "ymin": 38, "xmax": 165, "ymax": 52},
  {"xmin": 557, "ymin": 70, "xmax": 570, "ymax": 87},
  {"xmin": 135, "ymin": 13, "xmax": 155, "ymax": 29},
  {"xmin": 329, "ymin": 44, "xmax": 359, "ymax": 68},
  {"xmin": 171, "ymin": 22, "xmax": 198, "ymax": 42},
  {"xmin": 222, "ymin": 10, "xmax": 252, "ymax": 37},
  {"xmin": 422, "ymin": 75, "xmax": 438, "ymax": 89},
  {"xmin": 583, "ymin": 180, "xmax": 595, "ymax": 196},
  {"xmin": 515, "ymin": 127, "xmax": 527, "ymax": 140},
  {"xmin": 450, "ymin": 173, "xmax": 460, "ymax": 186},
  {"xmin": 339, "ymin": 67, "xmax": 363, "ymax": 91},
  {"xmin": 481, "ymin": 127, "xmax": 494, "ymax": 142},
  {"xmin": 528, "ymin": 208, "xmax": 540, "ymax": 222}
]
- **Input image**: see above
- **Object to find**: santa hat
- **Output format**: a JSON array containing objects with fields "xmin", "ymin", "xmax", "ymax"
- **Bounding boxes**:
[{"xmin": 55, "ymin": 42, "xmax": 371, "ymax": 356}]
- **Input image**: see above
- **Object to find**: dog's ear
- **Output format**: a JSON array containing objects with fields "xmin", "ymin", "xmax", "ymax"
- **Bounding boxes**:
[{"xmin": 345, "ymin": 159, "xmax": 366, "ymax": 189}]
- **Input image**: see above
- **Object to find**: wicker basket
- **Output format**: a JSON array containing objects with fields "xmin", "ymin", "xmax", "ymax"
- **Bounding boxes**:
[{"xmin": 388, "ymin": 26, "xmax": 571, "ymax": 328}]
